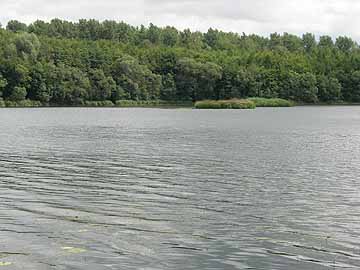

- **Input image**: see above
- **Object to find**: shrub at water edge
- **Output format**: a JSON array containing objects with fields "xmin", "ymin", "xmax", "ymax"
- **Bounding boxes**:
[
  {"xmin": 115, "ymin": 100, "xmax": 193, "ymax": 107},
  {"xmin": 195, "ymin": 99, "xmax": 256, "ymax": 109},
  {"xmin": 248, "ymin": 98, "xmax": 294, "ymax": 107}
]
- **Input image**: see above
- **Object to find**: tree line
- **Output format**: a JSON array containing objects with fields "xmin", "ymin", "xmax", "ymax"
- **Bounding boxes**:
[{"xmin": 1, "ymin": 19, "xmax": 360, "ymax": 105}]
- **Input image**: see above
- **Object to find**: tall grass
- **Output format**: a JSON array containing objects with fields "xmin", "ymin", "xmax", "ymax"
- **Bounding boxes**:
[
  {"xmin": 0, "ymin": 99, "xmax": 194, "ymax": 108},
  {"xmin": 248, "ymin": 97, "xmax": 294, "ymax": 107},
  {"xmin": 84, "ymin": 100, "xmax": 114, "ymax": 107},
  {"xmin": 195, "ymin": 99, "xmax": 256, "ymax": 109},
  {"xmin": 115, "ymin": 100, "xmax": 193, "ymax": 107},
  {"xmin": 4, "ymin": 100, "xmax": 43, "ymax": 107}
]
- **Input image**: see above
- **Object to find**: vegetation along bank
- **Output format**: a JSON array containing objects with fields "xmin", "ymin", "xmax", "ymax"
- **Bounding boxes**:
[{"xmin": 0, "ymin": 19, "xmax": 360, "ymax": 107}]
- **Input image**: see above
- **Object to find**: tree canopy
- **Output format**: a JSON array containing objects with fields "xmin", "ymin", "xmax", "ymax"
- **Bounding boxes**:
[{"xmin": 1, "ymin": 19, "xmax": 360, "ymax": 105}]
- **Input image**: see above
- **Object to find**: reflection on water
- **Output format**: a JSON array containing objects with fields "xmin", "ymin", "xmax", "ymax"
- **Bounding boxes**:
[{"xmin": 1, "ymin": 107, "xmax": 360, "ymax": 269}]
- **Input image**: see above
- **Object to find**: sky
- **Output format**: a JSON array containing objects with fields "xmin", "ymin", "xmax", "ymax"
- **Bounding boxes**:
[{"xmin": 0, "ymin": 0, "xmax": 359, "ymax": 40}]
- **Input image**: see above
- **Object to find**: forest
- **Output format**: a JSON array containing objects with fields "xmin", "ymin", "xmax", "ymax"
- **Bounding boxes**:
[{"xmin": 1, "ymin": 19, "xmax": 360, "ymax": 106}]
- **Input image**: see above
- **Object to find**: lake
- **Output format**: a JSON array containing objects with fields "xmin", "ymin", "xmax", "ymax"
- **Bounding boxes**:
[{"xmin": 0, "ymin": 107, "xmax": 360, "ymax": 269}]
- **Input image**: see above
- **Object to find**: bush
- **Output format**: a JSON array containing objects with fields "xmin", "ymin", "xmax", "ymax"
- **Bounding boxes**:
[
  {"xmin": 10, "ymin": 86, "xmax": 27, "ymax": 101},
  {"xmin": 115, "ymin": 100, "xmax": 193, "ymax": 107},
  {"xmin": 115, "ymin": 100, "xmax": 139, "ymax": 107},
  {"xmin": 158, "ymin": 100, "xmax": 193, "ymax": 107},
  {"xmin": 5, "ymin": 99, "xmax": 42, "ymax": 107},
  {"xmin": 84, "ymin": 100, "xmax": 114, "ymax": 107},
  {"xmin": 248, "ymin": 98, "xmax": 294, "ymax": 107}
]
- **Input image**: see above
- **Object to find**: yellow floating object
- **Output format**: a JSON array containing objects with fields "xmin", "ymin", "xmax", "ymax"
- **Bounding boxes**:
[{"xmin": 61, "ymin": 247, "xmax": 87, "ymax": 254}]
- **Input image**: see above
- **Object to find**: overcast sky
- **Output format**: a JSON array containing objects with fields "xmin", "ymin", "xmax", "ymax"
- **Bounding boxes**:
[{"xmin": 1, "ymin": 0, "xmax": 359, "ymax": 40}]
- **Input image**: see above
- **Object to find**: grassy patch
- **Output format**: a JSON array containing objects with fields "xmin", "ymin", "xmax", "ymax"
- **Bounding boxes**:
[
  {"xmin": 115, "ymin": 100, "xmax": 193, "ymax": 107},
  {"xmin": 195, "ymin": 99, "xmax": 256, "ymax": 109},
  {"xmin": 5, "ymin": 100, "xmax": 43, "ymax": 107},
  {"xmin": 83, "ymin": 100, "xmax": 114, "ymax": 107},
  {"xmin": 248, "ymin": 97, "xmax": 294, "ymax": 107}
]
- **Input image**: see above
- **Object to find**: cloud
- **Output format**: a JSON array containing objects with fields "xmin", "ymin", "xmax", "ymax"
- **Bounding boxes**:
[
  {"xmin": 0, "ymin": 0, "xmax": 359, "ymax": 40},
  {"xmin": 0, "ymin": 0, "xmax": 144, "ymax": 26}
]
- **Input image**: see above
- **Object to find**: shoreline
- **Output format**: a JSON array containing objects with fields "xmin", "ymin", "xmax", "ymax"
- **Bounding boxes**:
[
  {"xmin": 1, "ymin": 100, "xmax": 360, "ymax": 109},
  {"xmin": 296, "ymin": 102, "xmax": 360, "ymax": 106},
  {"xmin": 2, "ymin": 105, "xmax": 360, "ymax": 109}
]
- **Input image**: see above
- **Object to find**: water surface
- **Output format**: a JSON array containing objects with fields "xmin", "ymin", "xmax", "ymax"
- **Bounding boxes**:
[{"xmin": 1, "ymin": 107, "xmax": 360, "ymax": 269}]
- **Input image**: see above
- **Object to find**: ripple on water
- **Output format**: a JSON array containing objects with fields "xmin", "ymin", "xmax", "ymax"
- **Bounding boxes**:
[{"xmin": 1, "ymin": 107, "xmax": 360, "ymax": 269}]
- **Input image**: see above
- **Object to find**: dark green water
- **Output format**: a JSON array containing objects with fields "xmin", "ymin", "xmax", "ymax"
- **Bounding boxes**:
[{"xmin": 1, "ymin": 107, "xmax": 360, "ymax": 269}]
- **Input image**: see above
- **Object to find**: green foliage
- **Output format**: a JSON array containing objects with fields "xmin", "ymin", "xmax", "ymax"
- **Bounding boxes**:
[
  {"xmin": 115, "ymin": 100, "xmax": 159, "ymax": 107},
  {"xmin": 248, "ymin": 98, "xmax": 294, "ymax": 107},
  {"xmin": 342, "ymin": 70, "xmax": 360, "ymax": 102},
  {"xmin": 14, "ymin": 32, "xmax": 40, "ymax": 59},
  {"xmin": 5, "ymin": 99, "xmax": 42, "ymax": 107},
  {"xmin": 316, "ymin": 75, "xmax": 342, "ymax": 102},
  {"xmin": 115, "ymin": 99, "xmax": 193, "ymax": 107},
  {"xmin": 336, "ymin": 36, "xmax": 355, "ymax": 53},
  {"xmin": 195, "ymin": 99, "xmax": 256, "ymax": 109},
  {"xmin": 111, "ymin": 55, "xmax": 161, "ymax": 100},
  {"xmin": 0, "ymin": 74, "xmax": 7, "ymax": 97},
  {"xmin": 302, "ymin": 33, "xmax": 316, "ymax": 53},
  {"xmin": 319, "ymin": 36, "xmax": 334, "ymax": 48},
  {"xmin": 10, "ymin": 86, "xmax": 27, "ymax": 101},
  {"xmin": 161, "ymin": 73, "xmax": 176, "ymax": 100},
  {"xmin": 6, "ymin": 20, "xmax": 27, "ymax": 33},
  {"xmin": 88, "ymin": 69, "xmax": 115, "ymax": 101},
  {"xmin": 84, "ymin": 100, "xmax": 114, "ymax": 107},
  {"xmin": 175, "ymin": 58, "xmax": 222, "ymax": 101},
  {"xmin": 280, "ymin": 72, "xmax": 318, "ymax": 103},
  {"xmin": 48, "ymin": 64, "xmax": 91, "ymax": 105},
  {"xmin": 0, "ymin": 19, "xmax": 360, "ymax": 106}
]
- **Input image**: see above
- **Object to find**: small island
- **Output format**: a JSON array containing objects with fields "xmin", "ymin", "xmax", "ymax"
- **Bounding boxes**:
[{"xmin": 195, "ymin": 98, "xmax": 294, "ymax": 109}]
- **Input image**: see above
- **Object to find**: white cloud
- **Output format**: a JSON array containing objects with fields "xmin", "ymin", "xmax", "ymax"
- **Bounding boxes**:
[{"xmin": 0, "ymin": 0, "xmax": 359, "ymax": 40}]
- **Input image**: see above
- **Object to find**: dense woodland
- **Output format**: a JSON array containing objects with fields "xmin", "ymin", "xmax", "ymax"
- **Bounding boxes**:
[{"xmin": 1, "ymin": 19, "xmax": 360, "ymax": 106}]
